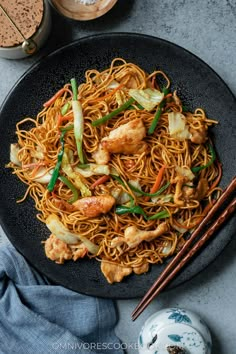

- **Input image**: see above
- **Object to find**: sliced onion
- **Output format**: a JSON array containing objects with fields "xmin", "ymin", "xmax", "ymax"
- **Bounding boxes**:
[
  {"xmin": 175, "ymin": 166, "xmax": 195, "ymax": 181},
  {"xmin": 33, "ymin": 168, "xmax": 53, "ymax": 184},
  {"xmin": 10, "ymin": 144, "xmax": 21, "ymax": 166},
  {"xmin": 46, "ymin": 214, "xmax": 99, "ymax": 254},
  {"xmin": 129, "ymin": 88, "xmax": 164, "ymax": 111},
  {"xmin": 168, "ymin": 112, "xmax": 191, "ymax": 140},
  {"xmin": 75, "ymin": 164, "xmax": 110, "ymax": 178}
]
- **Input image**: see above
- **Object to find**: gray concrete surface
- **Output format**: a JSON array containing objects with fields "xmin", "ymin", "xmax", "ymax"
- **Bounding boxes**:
[{"xmin": 0, "ymin": 0, "xmax": 235, "ymax": 353}]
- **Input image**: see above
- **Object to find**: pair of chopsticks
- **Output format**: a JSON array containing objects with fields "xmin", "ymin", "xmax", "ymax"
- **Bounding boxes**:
[{"xmin": 132, "ymin": 176, "xmax": 236, "ymax": 321}]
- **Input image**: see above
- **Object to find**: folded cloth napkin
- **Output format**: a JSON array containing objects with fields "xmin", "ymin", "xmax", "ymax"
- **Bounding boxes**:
[{"xmin": 0, "ymin": 243, "xmax": 124, "ymax": 354}]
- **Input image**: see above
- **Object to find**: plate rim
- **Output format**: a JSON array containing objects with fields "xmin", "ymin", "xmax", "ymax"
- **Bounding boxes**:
[{"xmin": 1, "ymin": 32, "xmax": 235, "ymax": 112}]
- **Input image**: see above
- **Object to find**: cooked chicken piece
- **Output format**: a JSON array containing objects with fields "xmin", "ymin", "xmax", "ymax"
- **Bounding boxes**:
[
  {"xmin": 110, "ymin": 236, "xmax": 125, "ymax": 248},
  {"xmin": 190, "ymin": 126, "xmax": 208, "ymax": 144},
  {"xmin": 44, "ymin": 234, "xmax": 72, "ymax": 264},
  {"xmin": 72, "ymin": 244, "xmax": 87, "ymax": 261},
  {"xmin": 182, "ymin": 182, "xmax": 195, "ymax": 201},
  {"xmin": 194, "ymin": 178, "xmax": 209, "ymax": 201},
  {"xmin": 173, "ymin": 177, "xmax": 185, "ymax": 206},
  {"xmin": 123, "ymin": 159, "xmax": 136, "ymax": 169},
  {"xmin": 101, "ymin": 260, "xmax": 132, "ymax": 284},
  {"xmin": 109, "ymin": 236, "xmax": 125, "ymax": 255},
  {"xmin": 73, "ymin": 195, "xmax": 115, "ymax": 217},
  {"xmin": 116, "ymin": 141, "xmax": 147, "ymax": 155},
  {"xmin": 133, "ymin": 262, "xmax": 149, "ymax": 275},
  {"xmin": 124, "ymin": 223, "xmax": 169, "ymax": 248},
  {"xmin": 53, "ymin": 199, "xmax": 76, "ymax": 212},
  {"xmin": 181, "ymin": 178, "xmax": 208, "ymax": 202},
  {"xmin": 101, "ymin": 119, "xmax": 147, "ymax": 155},
  {"xmin": 92, "ymin": 144, "xmax": 110, "ymax": 165}
]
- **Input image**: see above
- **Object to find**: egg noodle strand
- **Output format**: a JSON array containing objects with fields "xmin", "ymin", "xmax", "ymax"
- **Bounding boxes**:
[{"xmin": 8, "ymin": 58, "xmax": 221, "ymax": 282}]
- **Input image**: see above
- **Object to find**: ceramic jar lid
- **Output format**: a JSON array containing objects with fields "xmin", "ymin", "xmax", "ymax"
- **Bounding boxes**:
[{"xmin": 138, "ymin": 308, "xmax": 212, "ymax": 354}]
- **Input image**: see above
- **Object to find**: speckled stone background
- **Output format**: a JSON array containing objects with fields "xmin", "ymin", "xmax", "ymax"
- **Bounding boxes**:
[{"xmin": 0, "ymin": 1, "xmax": 235, "ymax": 353}]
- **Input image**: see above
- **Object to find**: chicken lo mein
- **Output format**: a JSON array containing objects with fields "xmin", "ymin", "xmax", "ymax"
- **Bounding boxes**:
[{"xmin": 8, "ymin": 58, "xmax": 221, "ymax": 283}]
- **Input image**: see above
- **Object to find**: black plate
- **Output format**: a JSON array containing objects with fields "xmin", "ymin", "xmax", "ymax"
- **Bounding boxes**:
[{"xmin": 0, "ymin": 33, "xmax": 235, "ymax": 298}]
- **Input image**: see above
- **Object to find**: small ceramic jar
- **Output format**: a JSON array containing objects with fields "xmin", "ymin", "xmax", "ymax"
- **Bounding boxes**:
[
  {"xmin": 0, "ymin": 0, "xmax": 51, "ymax": 59},
  {"xmin": 138, "ymin": 308, "xmax": 212, "ymax": 354}
]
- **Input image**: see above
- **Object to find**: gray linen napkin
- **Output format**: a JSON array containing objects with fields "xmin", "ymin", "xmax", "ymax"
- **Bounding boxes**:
[{"xmin": 0, "ymin": 243, "xmax": 124, "ymax": 354}]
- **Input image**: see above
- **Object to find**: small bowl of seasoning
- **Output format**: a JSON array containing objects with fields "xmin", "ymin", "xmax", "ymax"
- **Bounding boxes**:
[
  {"xmin": 49, "ymin": 0, "xmax": 118, "ymax": 21},
  {"xmin": 0, "ymin": 0, "xmax": 51, "ymax": 59}
]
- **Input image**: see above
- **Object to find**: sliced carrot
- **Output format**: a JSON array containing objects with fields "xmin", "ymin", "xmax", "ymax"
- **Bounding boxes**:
[
  {"xmin": 51, "ymin": 192, "xmax": 58, "ymax": 199},
  {"xmin": 164, "ymin": 93, "xmax": 172, "ymax": 99},
  {"xmin": 57, "ymin": 114, "xmax": 73, "ymax": 129},
  {"xmin": 144, "ymin": 165, "xmax": 166, "ymax": 201},
  {"xmin": 43, "ymin": 88, "xmax": 72, "ymax": 108},
  {"xmin": 30, "ymin": 164, "xmax": 43, "ymax": 178},
  {"xmin": 89, "ymin": 83, "xmax": 124, "ymax": 102},
  {"xmin": 90, "ymin": 175, "xmax": 110, "ymax": 189}
]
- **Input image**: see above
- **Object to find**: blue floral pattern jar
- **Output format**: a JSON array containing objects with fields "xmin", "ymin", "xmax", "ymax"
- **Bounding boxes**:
[{"xmin": 138, "ymin": 308, "xmax": 212, "ymax": 354}]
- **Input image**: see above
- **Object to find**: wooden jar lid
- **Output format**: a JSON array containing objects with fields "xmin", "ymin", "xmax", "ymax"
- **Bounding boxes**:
[
  {"xmin": 0, "ymin": 0, "xmax": 44, "ymax": 47},
  {"xmin": 50, "ymin": 0, "xmax": 118, "ymax": 21}
]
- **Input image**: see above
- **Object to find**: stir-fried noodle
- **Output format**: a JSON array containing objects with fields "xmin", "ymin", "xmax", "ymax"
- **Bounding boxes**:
[{"xmin": 8, "ymin": 58, "xmax": 221, "ymax": 283}]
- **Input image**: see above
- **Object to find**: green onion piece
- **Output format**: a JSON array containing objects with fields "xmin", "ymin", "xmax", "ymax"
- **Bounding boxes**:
[
  {"xmin": 191, "ymin": 143, "xmax": 216, "ymax": 173},
  {"xmin": 60, "ymin": 124, "xmax": 74, "ymax": 132},
  {"xmin": 71, "ymin": 78, "xmax": 84, "ymax": 164},
  {"xmin": 110, "ymin": 174, "xmax": 126, "ymax": 187},
  {"xmin": 128, "ymin": 103, "xmax": 144, "ymax": 110},
  {"xmin": 148, "ymin": 87, "xmax": 169, "ymax": 135},
  {"xmin": 115, "ymin": 204, "xmax": 147, "ymax": 219},
  {"xmin": 47, "ymin": 131, "xmax": 66, "ymax": 192},
  {"xmin": 71, "ymin": 78, "xmax": 78, "ymax": 101},
  {"xmin": 111, "ymin": 174, "xmax": 170, "ymax": 198},
  {"xmin": 92, "ymin": 98, "xmax": 135, "ymax": 127},
  {"xmin": 59, "ymin": 175, "xmax": 79, "ymax": 203},
  {"xmin": 128, "ymin": 181, "xmax": 170, "ymax": 197},
  {"xmin": 111, "ymin": 174, "xmax": 134, "ymax": 203},
  {"xmin": 148, "ymin": 210, "xmax": 169, "ymax": 220},
  {"xmin": 61, "ymin": 102, "xmax": 71, "ymax": 116},
  {"xmin": 77, "ymin": 163, "xmax": 90, "ymax": 169}
]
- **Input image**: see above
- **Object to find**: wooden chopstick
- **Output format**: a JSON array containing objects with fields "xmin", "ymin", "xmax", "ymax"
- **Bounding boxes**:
[{"xmin": 132, "ymin": 176, "xmax": 236, "ymax": 321}]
